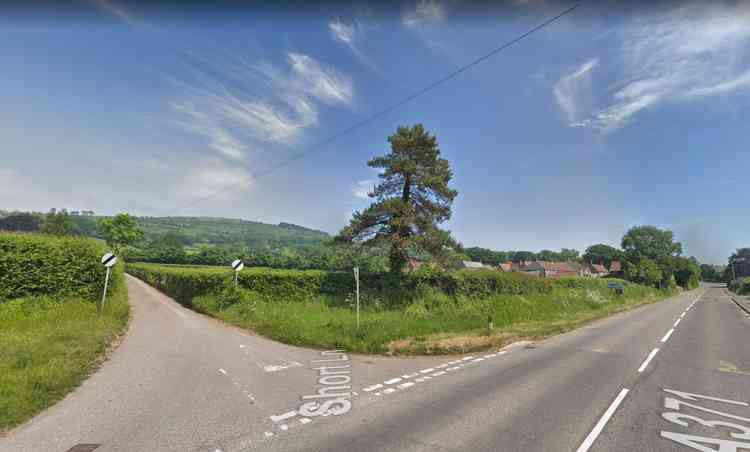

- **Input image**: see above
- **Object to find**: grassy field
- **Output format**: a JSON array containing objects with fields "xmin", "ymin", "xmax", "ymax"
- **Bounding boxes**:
[{"xmin": 192, "ymin": 285, "xmax": 671, "ymax": 354}]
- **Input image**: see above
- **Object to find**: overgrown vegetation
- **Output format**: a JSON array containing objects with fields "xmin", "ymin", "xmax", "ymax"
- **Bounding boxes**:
[
  {"xmin": 728, "ymin": 277, "xmax": 750, "ymax": 295},
  {"xmin": 127, "ymin": 263, "xmax": 672, "ymax": 354},
  {"xmin": 0, "ymin": 233, "xmax": 129, "ymax": 432}
]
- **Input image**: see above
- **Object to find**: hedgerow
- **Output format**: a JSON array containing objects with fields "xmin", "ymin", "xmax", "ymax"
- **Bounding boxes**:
[
  {"xmin": 125, "ymin": 262, "xmax": 632, "ymax": 306},
  {"xmin": 0, "ymin": 233, "xmax": 119, "ymax": 301}
]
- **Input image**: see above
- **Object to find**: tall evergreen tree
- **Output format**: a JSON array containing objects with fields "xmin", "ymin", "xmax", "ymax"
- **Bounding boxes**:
[{"xmin": 336, "ymin": 124, "xmax": 458, "ymax": 273}]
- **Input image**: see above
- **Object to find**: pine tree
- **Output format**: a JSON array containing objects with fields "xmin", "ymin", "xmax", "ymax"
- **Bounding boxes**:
[{"xmin": 336, "ymin": 124, "xmax": 458, "ymax": 273}]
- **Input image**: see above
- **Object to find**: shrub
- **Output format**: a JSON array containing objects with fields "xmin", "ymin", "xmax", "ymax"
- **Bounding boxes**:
[{"xmin": 0, "ymin": 233, "xmax": 118, "ymax": 301}]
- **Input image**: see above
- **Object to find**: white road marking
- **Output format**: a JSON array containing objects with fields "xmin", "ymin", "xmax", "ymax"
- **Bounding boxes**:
[
  {"xmin": 484, "ymin": 353, "xmax": 496, "ymax": 358},
  {"xmin": 419, "ymin": 368, "xmax": 435, "ymax": 374},
  {"xmin": 431, "ymin": 371, "xmax": 446, "ymax": 377},
  {"xmin": 471, "ymin": 358, "xmax": 485, "ymax": 363},
  {"xmin": 673, "ymin": 318, "xmax": 681, "ymax": 327},
  {"xmin": 462, "ymin": 356, "xmax": 475, "ymax": 361},
  {"xmin": 218, "ymin": 368, "xmax": 227, "ymax": 375},
  {"xmin": 264, "ymin": 432, "xmax": 274, "ymax": 437},
  {"xmin": 363, "ymin": 384, "xmax": 383, "ymax": 392},
  {"xmin": 383, "ymin": 388, "xmax": 397, "ymax": 394},
  {"xmin": 398, "ymin": 382, "xmax": 415, "ymax": 389},
  {"xmin": 661, "ymin": 329, "xmax": 674, "ymax": 343},
  {"xmin": 436, "ymin": 363, "xmax": 449, "ymax": 368},
  {"xmin": 576, "ymin": 388, "xmax": 630, "ymax": 452},
  {"xmin": 261, "ymin": 361, "xmax": 302, "ymax": 373},
  {"xmin": 280, "ymin": 424, "xmax": 289, "ymax": 431},
  {"xmin": 270, "ymin": 411, "xmax": 298, "ymax": 423},
  {"xmin": 415, "ymin": 377, "xmax": 426, "ymax": 382},
  {"xmin": 638, "ymin": 348, "xmax": 660, "ymax": 372},
  {"xmin": 447, "ymin": 366, "xmax": 461, "ymax": 371},
  {"xmin": 679, "ymin": 312, "xmax": 686, "ymax": 318},
  {"xmin": 299, "ymin": 418, "xmax": 312, "ymax": 424},
  {"xmin": 384, "ymin": 378, "xmax": 402, "ymax": 385}
]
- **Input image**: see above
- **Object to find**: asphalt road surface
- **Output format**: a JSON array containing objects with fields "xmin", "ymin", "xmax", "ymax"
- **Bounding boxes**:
[{"xmin": 2, "ymin": 279, "xmax": 747, "ymax": 452}]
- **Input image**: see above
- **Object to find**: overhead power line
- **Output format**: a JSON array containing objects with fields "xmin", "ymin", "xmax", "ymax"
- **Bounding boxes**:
[{"xmin": 163, "ymin": 3, "xmax": 579, "ymax": 215}]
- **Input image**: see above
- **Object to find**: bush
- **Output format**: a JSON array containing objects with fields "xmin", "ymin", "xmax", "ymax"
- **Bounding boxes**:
[
  {"xmin": 0, "ymin": 233, "xmax": 117, "ymax": 301},
  {"xmin": 729, "ymin": 277, "xmax": 750, "ymax": 295}
]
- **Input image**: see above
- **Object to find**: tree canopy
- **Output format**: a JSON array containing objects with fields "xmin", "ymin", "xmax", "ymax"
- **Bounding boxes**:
[
  {"xmin": 40, "ymin": 211, "xmax": 79, "ymax": 236},
  {"xmin": 0, "ymin": 213, "xmax": 41, "ymax": 232},
  {"xmin": 97, "ymin": 213, "xmax": 144, "ymax": 256},
  {"xmin": 621, "ymin": 226, "xmax": 682, "ymax": 261},
  {"xmin": 582, "ymin": 244, "xmax": 623, "ymax": 266},
  {"xmin": 336, "ymin": 124, "xmax": 458, "ymax": 273}
]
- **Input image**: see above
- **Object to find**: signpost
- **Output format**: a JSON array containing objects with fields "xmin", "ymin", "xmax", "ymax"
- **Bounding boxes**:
[
  {"xmin": 608, "ymin": 281, "xmax": 625, "ymax": 294},
  {"xmin": 231, "ymin": 259, "xmax": 244, "ymax": 288},
  {"xmin": 101, "ymin": 252, "xmax": 117, "ymax": 309},
  {"xmin": 354, "ymin": 266, "xmax": 360, "ymax": 329}
]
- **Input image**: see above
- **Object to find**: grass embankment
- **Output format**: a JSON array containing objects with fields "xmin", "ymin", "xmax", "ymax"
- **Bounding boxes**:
[
  {"xmin": 0, "ymin": 233, "xmax": 129, "ymax": 432},
  {"xmin": 127, "ymin": 263, "xmax": 673, "ymax": 355}
]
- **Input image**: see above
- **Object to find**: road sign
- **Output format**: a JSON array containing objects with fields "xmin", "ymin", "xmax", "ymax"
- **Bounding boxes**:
[
  {"xmin": 231, "ymin": 259, "xmax": 244, "ymax": 288},
  {"xmin": 607, "ymin": 282, "xmax": 624, "ymax": 289},
  {"xmin": 101, "ymin": 253, "xmax": 117, "ymax": 267},
  {"xmin": 100, "ymin": 253, "xmax": 116, "ymax": 310}
]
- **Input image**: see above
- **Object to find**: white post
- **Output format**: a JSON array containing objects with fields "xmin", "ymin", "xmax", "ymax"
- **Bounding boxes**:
[
  {"xmin": 234, "ymin": 270, "xmax": 238, "ymax": 289},
  {"xmin": 101, "ymin": 266, "xmax": 111, "ymax": 310},
  {"xmin": 354, "ymin": 266, "xmax": 360, "ymax": 329}
]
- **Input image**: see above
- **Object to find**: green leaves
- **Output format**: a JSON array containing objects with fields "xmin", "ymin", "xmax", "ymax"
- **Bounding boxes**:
[
  {"xmin": 96, "ymin": 213, "xmax": 144, "ymax": 255},
  {"xmin": 0, "ymin": 233, "xmax": 117, "ymax": 301}
]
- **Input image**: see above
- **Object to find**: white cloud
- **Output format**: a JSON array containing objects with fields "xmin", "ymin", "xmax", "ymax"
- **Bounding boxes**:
[
  {"xmin": 553, "ymin": 59, "xmax": 597, "ymax": 123},
  {"xmin": 571, "ymin": 2, "xmax": 750, "ymax": 132},
  {"xmin": 352, "ymin": 179, "xmax": 374, "ymax": 200},
  {"xmin": 88, "ymin": 0, "xmax": 138, "ymax": 26},
  {"xmin": 178, "ymin": 159, "xmax": 254, "ymax": 200},
  {"xmin": 328, "ymin": 18, "xmax": 383, "ymax": 75},
  {"xmin": 170, "ymin": 51, "xmax": 353, "ymax": 159},
  {"xmin": 402, "ymin": 0, "xmax": 446, "ymax": 27}
]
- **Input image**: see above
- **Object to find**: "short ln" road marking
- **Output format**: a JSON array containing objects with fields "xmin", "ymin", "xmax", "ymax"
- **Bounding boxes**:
[
  {"xmin": 638, "ymin": 348, "xmax": 660, "ymax": 372},
  {"xmin": 575, "ymin": 388, "xmax": 630, "ymax": 452},
  {"xmin": 660, "ymin": 329, "xmax": 674, "ymax": 343}
]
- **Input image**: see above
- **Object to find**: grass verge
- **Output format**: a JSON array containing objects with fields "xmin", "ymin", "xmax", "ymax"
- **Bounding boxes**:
[
  {"xmin": 0, "ymin": 282, "xmax": 129, "ymax": 433},
  {"xmin": 189, "ymin": 283, "xmax": 674, "ymax": 355}
]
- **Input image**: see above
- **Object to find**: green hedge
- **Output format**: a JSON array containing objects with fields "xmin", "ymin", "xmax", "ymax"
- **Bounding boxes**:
[
  {"xmin": 729, "ymin": 277, "xmax": 750, "ymax": 295},
  {"xmin": 126, "ymin": 262, "xmax": 632, "ymax": 306},
  {"xmin": 0, "ymin": 233, "xmax": 117, "ymax": 301}
]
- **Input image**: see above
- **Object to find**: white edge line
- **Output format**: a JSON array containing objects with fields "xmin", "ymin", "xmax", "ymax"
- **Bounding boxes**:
[
  {"xmin": 575, "ymin": 388, "xmax": 630, "ymax": 452},
  {"xmin": 673, "ymin": 318, "xmax": 681, "ymax": 327},
  {"xmin": 660, "ymin": 329, "xmax": 674, "ymax": 343},
  {"xmin": 638, "ymin": 348, "xmax": 660, "ymax": 373}
]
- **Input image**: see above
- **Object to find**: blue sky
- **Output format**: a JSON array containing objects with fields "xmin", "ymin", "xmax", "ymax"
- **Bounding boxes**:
[{"xmin": 2, "ymin": 1, "xmax": 749, "ymax": 264}]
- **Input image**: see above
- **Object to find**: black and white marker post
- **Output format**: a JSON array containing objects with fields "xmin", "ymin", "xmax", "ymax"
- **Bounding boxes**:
[
  {"xmin": 100, "ymin": 252, "xmax": 117, "ymax": 310},
  {"xmin": 354, "ymin": 266, "xmax": 360, "ymax": 329},
  {"xmin": 231, "ymin": 259, "xmax": 244, "ymax": 288}
]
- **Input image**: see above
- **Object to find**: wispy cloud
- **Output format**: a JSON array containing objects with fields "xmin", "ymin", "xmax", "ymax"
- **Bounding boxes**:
[
  {"xmin": 178, "ymin": 159, "xmax": 254, "ymax": 199},
  {"xmin": 553, "ymin": 59, "xmax": 597, "ymax": 124},
  {"xmin": 87, "ymin": 0, "xmax": 138, "ymax": 26},
  {"xmin": 570, "ymin": 2, "xmax": 750, "ymax": 132},
  {"xmin": 328, "ymin": 18, "xmax": 383, "ymax": 75},
  {"xmin": 402, "ymin": 0, "xmax": 446, "ymax": 27},
  {"xmin": 352, "ymin": 179, "xmax": 374, "ymax": 199},
  {"xmin": 169, "ymin": 51, "xmax": 354, "ymax": 165}
]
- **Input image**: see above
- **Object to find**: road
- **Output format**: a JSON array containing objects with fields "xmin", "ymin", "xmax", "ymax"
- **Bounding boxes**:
[{"xmin": 2, "ymin": 280, "xmax": 748, "ymax": 452}]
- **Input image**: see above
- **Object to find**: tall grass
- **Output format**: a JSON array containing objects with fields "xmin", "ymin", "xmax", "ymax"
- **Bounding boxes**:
[{"xmin": 192, "ymin": 282, "xmax": 669, "ymax": 355}]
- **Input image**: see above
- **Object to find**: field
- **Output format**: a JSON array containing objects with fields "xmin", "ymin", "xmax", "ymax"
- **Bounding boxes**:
[
  {"xmin": 0, "ymin": 233, "xmax": 129, "ymax": 432},
  {"xmin": 127, "ymin": 263, "xmax": 672, "ymax": 355}
]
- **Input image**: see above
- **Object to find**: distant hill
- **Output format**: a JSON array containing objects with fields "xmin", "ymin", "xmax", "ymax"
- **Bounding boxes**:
[{"xmin": 53, "ymin": 214, "xmax": 329, "ymax": 250}]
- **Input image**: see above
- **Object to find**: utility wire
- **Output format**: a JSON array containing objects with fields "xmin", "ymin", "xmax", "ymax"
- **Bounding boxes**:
[{"xmin": 163, "ymin": 3, "xmax": 579, "ymax": 215}]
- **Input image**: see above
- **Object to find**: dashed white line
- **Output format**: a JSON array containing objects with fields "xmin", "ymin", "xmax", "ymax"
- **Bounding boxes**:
[
  {"xmin": 576, "ymin": 388, "xmax": 630, "ymax": 452},
  {"xmin": 673, "ymin": 318, "xmax": 681, "ymax": 327},
  {"xmin": 398, "ymin": 382, "xmax": 415, "ymax": 389},
  {"xmin": 462, "ymin": 356, "xmax": 475, "ymax": 361},
  {"xmin": 363, "ymin": 384, "xmax": 383, "ymax": 392},
  {"xmin": 638, "ymin": 348, "xmax": 660, "ymax": 373},
  {"xmin": 679, "ymin": 312, "xmax": 686, "ymax": 318},
  {"xmin": 383, "ymin": 388, "xmax": 397, "ymax": 394},
  {"xmin": 384, "ymin": 378, "xmax": 402, "ymax": 385},
  {"xmin": 431, "ymin": 371, "xmax": 447, "ymax": 377},
  {"xmin": 419, "ymin": 368, "xmax": 435, "ymax": 374},
  {"xmin": 660, "ymin": 329, "xmax": 674, "ymax": 343},
  {"xmin": 279, "ymin": 424, "xmax": 289, "ymax": 431},
  {"xmin": 218, "ymin": 368, "xmax": 227, "ymax": 375},
  {"xmin": 299, "ymin": 418, "xmax": 312, "ymax": 424},
  {"xmin": 447, "ymin": 366, "xmax": 461, "ymax": 371}
]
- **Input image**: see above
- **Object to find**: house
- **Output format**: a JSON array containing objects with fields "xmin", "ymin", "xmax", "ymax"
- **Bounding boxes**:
[
  {"xmin": 461, "ymin": 261, "xmax": 492, "ymax": 270},
  {"xmin": 519, "ymin": 261, "xmax": 579, "ymax": 278},
  {"xmin": 498, "ymin": 262, "xmax": 513, "ymax": 272},
  {"xmin": 589, "ymin": 264, "xmax": 609, "ymax": 278},
  {"xmin": 609, "ymin": 261, "xmax": 624, "ymax": 277}
]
